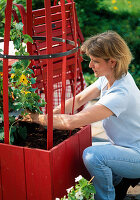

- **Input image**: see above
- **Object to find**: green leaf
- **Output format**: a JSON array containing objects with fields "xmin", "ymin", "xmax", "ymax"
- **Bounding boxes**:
[
  {"xmin": 15, "ymin": 51, "xmax": 21, "ymax": 56},
  {"xmin": 0, "ymin": 129, "xmax": 4, "ymax": 141},
  {"xmin": 24, "ymin": 52, "xmax": 29, "ymax": 56},
  {"xmin": 13, "ymin": 102, "xmax": 23, "ymax": 111},
  {"xmin": 0, "ymin": 61, "xmax": 3, "ymax": 72},
  {"xmin": 29, "ymin": 87, "xmax": 37, "ymax": 92},
  {"xmin": 23, "ymin": 34, "xmax": 33, "ymax": 44},
  {"xmin": 18, "ymin": 126, "xmax": 27, "ymax": 140},
  {"xmin": 15, "ymin": 22, "xmax": 23, "ymax": 31},
  {"xmin": 10, "ymin": 126, "xmax": 16, "ymax": 144},
  {"xmin": 21, "ymin": 59, "xmax": 30, "ymax": 68},
  {"xmin": 13, "ymin": 37, "xmax": 21, "ymax": 50},
  {"xmin": 30, "ymin": 78, "xmax": 36, "ymax": 84}
]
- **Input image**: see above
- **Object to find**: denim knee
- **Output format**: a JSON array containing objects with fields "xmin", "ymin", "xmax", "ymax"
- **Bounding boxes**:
[{"xmin": 83, "ymin": 146, "xmax": 103, "ymax": 170}]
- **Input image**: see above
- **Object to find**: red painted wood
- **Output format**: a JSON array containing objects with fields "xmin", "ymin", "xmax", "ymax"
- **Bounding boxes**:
[
  {"xmin": 44, "ymin": 0, "xmax": 53, "ymax": 149},
  {"xmin": 12, "ymin": 8, "xmax": 19, "ymax": 23},
  {"xmin": 78, "ymin": 125, "xmax": 92, "ymax": 179},
  {"xmin": 30, "ymin": 2, "xmax": 85, "ymax": 115},
  {"xmin": 32, "ymin": 3, "xmax": 72, "ymax": 17},
  {"xmin": 26, "ymin": 0, "xmax": 32, "ymax": 56},
  {"xmin": 60, "ymin": 0, "xmax": 67, "ymax": 114},
  {"xmin": 13, "ymin": 3, "xmax": 27, "ymax": 34},
  {"xmin": 51, "ymin": 126, "xmax": 91, "ymax": 199},
  {"xmin": 71, "ymin": 1, "xmax": 78, "ymax": 115},
  {"xmin": 51, "ymin": 133, "xmax": 80, "ymax": 199},
  {"xmin": 24, "ymin": 148, "xmax": 53, "ymax": 200},
  {"xmin": 33, "ymin": 11, "xmax": 70, "ymax": 26},
  {"xmin": 50, "ymin": 142, "xmax": 67, "ymax": 199},
  {"xmin": 34, "ymin": 20, "xmax": 71, "ymax": 35},
  {"xmin": 0, "ymin": 160, "xmax": 2, "ymax": 200},
  {"xmin": 0, "ymin": 126, "xmax": 91, "ymax": 200},
  {"xmin": 0, "ymin": 144, "xmax": 26, "ymax": 200},
  {"xmin": 3, "ymin": 0, "xmax": 13, "ymax": 144}
]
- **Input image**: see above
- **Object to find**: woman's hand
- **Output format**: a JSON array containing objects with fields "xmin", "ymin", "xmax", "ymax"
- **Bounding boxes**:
[
  {"xmin": 22, "ymin": 112, "xmax": 40, "ymax": 124},
  {"xmin": 22, "ymin": 112, "xmax": 47, "ymax": 127}
]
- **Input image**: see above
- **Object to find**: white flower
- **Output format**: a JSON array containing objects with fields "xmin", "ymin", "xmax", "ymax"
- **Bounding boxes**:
[
  {"xmin": 66, "ymin": 186, "xmax": 73, "ymax": 193},
  {"xmin": 63, "ymin": 196, "xmax": 68, "ymax": 200},
  {"xmin": 75, "ymin": 189, "xmax": 83, "ymax": 200},
  {"xmin": 91, "ymin": 193, "xmax": 95, "ymax": 199},
  {"xmin": 75, "ymin": 175, "xmax": 83, "ymax": 182},
  {"xmin": 55, "ymin": 198, "xmax": 60, "ymax": 200}
]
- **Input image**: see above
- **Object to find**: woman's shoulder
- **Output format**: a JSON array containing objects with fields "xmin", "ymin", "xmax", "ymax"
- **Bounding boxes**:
[{"xmin": 111, "ymin": 72, "xmax": 139, "ymax": 96}]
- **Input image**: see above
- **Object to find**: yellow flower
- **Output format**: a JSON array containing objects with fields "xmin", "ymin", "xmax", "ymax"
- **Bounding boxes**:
[
  {"xmin": 11, "ymin": 92, "xmax": 15, "ymax": 100},
  {"xmin": 21, "ymin": 90, "xmax": 31, "ymax": 95},
  {"xmin": 112, "ymin": 0, "xmax": 116, "ymax": 4},
  {"xmin": 25, "ymin": 91, "xmax": 31, "ymax": 95},
  {"xmin": 19, "ymin": 74, "xmax": 28, "ymax": 85},
  {"xmin": 11, "ymin": 73, "xmax": 15, "ymax": 79},
  {"xmin": 0, "ymin": 72, "xmax": 3, "ymax": 77},
  {"xmin": 113, "ymin": 6, "xmax": 118, "ymax": 10},
  {"xmin": 128, "ymin": 1, "xmax": 131, "ymax": 4}
]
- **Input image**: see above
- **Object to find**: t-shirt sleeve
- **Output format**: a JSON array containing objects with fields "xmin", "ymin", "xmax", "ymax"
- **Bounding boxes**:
[
  {"xmin": 92, "ymin": 77, "xmax": 104, "ymax": 90},
  {"xmin": 96, "ymin": 88, "xmax": 129, "ymax": 117}
]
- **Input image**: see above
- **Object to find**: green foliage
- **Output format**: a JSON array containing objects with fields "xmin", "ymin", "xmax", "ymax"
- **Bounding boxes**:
[
  {"xmin": 9, "ymin": 22, "xmax": 46, "ymax": 113},
  {"xmin": 84, "ymin": 73, "xmax": 97, "ymax": 87},
  {"xmin": 0, "ymin": 22, "xmax": 46, "ymax": 144},
  {"xmin": 0, "ymin": 0, "xmax": 139, "ymax": 88},
  {"xmin": 75, "ymin": 0, "xmax": 140, "ymax": 88},
  {"xmin": 102, "ymin": 0, "xmax": 140, "ymax": 14},
  {"xmin": 0, "ymin": 0, "xmax": 6, "ymax": 36},
  {"xmin": 56, "ymin": 175, "xmax": 96, "ymax": 200}
]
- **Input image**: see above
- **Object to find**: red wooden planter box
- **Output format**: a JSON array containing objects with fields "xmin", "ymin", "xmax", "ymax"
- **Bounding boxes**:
[{"xmin": 0, "ymin": 125, "xmax": 91, "ymax": 200}]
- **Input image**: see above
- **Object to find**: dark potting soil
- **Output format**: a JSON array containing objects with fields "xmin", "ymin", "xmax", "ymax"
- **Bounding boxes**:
[{"xmin": 14, "ymin": 122, "xmax": 80, "ymax": 150}]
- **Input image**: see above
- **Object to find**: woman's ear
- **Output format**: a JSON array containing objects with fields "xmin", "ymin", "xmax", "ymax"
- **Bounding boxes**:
[{"xmin": 110, "ymin": 58, "xmax": 117, "ymax": 67}]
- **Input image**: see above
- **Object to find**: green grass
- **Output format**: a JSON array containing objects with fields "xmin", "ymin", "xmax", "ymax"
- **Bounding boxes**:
[{"xmin": 102, "ymin": 0, "xmax": 140, "ymax": 14}]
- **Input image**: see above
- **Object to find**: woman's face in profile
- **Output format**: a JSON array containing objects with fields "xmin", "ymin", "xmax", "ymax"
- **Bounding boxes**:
[{"xmin": 88, "ymin": 55, "xmax": 115, "ymax": 79}]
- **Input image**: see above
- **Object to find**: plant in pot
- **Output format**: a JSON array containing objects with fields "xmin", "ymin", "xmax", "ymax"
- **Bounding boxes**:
[{"xmin": 0, "ymin": 22, "xmax": 46, "ymax": 144}]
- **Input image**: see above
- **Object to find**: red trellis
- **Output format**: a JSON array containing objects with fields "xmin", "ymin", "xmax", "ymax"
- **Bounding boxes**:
[
  {"xmin": 0, "ymin": 1, "xmax": 92, "ymax": 199},
  {"xmin": 3, "ymin": 0, "xmax": 85, "ymax": 150}
]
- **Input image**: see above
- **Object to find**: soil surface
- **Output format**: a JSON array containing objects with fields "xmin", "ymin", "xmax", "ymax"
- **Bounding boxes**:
[{"xmin": 14, "ymin": 122, "xmax": 80, "ymax": 150}]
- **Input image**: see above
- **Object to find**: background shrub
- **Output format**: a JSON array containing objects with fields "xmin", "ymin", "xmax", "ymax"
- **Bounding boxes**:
[{"xmin": 0, "ymin": 0, "xmax": 139, "ymax": 88}]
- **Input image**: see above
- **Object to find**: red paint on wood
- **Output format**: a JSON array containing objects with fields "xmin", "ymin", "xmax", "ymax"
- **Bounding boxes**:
[
  {"xmin": 26, "ymin": 0, "xmax": 33, "ymax": 57},
  {"xmin": 0, "ymin": 160, "xmax": 2, "ymax": 200},
  {"xmin": 3, "ymin": 0, "xmax": 13, "ymax": 144},
  {"xmin": 0, "ymin": 126, "xmax": 91, "ymax": 200},
  {"xmin": 78, "ymin": 125, "xmax": 92, "ymax": 179},
  {"xmin": 24, "ymin": 148, "xmax": 53, "ymax": 200},
  {"xmin": 0, "ymin": 144, "xmax": 26, "ymax": 200},
  {"xmin": 60, "ymin": 0, "xmax": 67, "ymax": 113},
  {"xmin": 44, "ymin": 0, "xmax": 54, "ymax": 149},
  {"xmin": 51, "ymin": 142, "xmax": 68, "ymax": 199},
  {"xmin": 13, "ymin": 3, "xmax": 27, "ymax": 34}
]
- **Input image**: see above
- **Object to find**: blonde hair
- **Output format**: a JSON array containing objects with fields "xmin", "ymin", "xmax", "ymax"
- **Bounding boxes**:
[{"xmin": 81, "ymin": 31, "xmax": 133, "ymax": 79}]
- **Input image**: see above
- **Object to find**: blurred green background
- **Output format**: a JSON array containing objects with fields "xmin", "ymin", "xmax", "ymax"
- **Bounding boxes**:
[{"xmin": 0, "ymin": 0, "xmax": 140, "ymax": 88}]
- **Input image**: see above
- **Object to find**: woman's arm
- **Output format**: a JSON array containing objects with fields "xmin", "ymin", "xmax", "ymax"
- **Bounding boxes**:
[
  {"xmin": 24, "ymin": 103, "xmax": 113, "ymax": 130},
  {"xmin": 53, "ymin": 84, "xmax": 100, "ymax": 114}
]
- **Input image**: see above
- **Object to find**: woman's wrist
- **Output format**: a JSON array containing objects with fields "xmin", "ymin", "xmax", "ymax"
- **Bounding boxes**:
[{"xmin": 38, "ymin": 114, "xmax": 47, "ymax": 126}]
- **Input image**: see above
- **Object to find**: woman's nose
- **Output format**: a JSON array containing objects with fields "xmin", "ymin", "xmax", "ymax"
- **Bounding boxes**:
[{"xmin": 89, "ymin": 61, "xmax": 94, "ymax": 68}]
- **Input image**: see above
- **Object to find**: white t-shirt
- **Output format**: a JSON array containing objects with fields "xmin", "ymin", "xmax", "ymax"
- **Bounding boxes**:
[{"xmin": 94, "ymin": 72, "xmax": 140, "ymax": 153}]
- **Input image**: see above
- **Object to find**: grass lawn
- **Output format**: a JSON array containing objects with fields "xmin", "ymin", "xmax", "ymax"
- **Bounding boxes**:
[{"xmin": 102, "ymin": 0, "xmax": 140, "ymax": 14}]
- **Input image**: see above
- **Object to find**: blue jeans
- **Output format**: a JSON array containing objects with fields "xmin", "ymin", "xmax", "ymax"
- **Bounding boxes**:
[{"xmin": 83, "ymin": 142, "xmax": 140, "ymax": 200}]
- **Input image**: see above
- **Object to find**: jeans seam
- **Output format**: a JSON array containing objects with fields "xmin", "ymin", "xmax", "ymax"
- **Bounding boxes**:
[
  {"xmin": 88, "ymin": 162, "xmax": 114, "ymax": 200},
  {"xmin": 106, "ymin": 159, "xmax": 140, "ymax": 164}
]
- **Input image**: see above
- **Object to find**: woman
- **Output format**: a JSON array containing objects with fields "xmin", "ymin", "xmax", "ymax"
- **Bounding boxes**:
[{"xmin": 24, "ymin": 31, "xmax": 140, "ymax": 200}]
